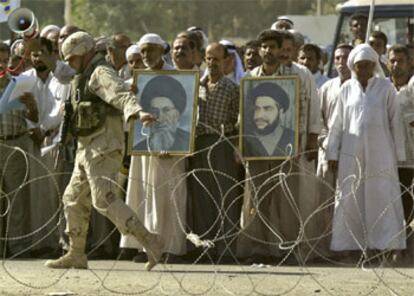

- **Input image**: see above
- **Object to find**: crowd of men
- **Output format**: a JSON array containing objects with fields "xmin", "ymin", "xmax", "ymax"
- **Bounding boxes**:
[{"xmin": 1, "ymin": 13, "xmax": 414, "ymax": 270}]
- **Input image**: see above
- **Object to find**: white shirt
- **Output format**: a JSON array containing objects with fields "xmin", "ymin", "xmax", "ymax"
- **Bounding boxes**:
[
  {"xmin": 24, "ymin": 69, "xmax": 69, "ymax": 132},
  {"xmin": 395, "ymin": 75, "xmax": 414, "ymax": 167},
  {"xmin": 317, "ymin": 76, "xmax": 343, "ymax": 177},
  {"xmin": 313, "ymin": 71, "xmax": 330, "ymax": 89}
]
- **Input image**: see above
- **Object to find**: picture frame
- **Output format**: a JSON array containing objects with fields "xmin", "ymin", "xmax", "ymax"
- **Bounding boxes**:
[
  {"xmin": 128, "ymin": 70, "xmax": 199, "ymax": 156},
  {"xmin": 240, "ymin": 75, "xmax": 300, "ymax": 160}
]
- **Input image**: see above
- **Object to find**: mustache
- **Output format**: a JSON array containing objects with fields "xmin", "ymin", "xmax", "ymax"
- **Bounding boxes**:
[{"xmin": 255, "ymin": 118, "xmax": 269, "ymax": 125}]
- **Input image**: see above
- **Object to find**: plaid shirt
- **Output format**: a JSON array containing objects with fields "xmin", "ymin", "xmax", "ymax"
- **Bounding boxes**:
[
  {"xmin": 0, "ymin": 110, "xmax": 28, "ymax": 137},
  {"xmin": 197, "ymin": 76, "xmax": 239, "ymax": 136},
  {"xmin": 0, "ymin": 80, "xmax": 28, "ymax": 138}
]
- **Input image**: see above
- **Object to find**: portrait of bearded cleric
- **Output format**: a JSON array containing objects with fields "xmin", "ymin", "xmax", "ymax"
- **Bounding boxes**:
[
  {"xmin": 241, "ymin": 78, "xmax": 298, "ymax": 159},
  {"xmin": 131, "ymin": 72, "xmax": 199, "ymax": 155}
]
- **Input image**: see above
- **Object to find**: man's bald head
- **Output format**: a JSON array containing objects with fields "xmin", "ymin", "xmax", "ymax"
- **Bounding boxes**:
[
  {"xmin": 205, "ymin": 43, "xmax": 228, "ymax": 78},
  {"xmin": 206, "ymin": 43, "xmax": 227, "ymax": 59}
]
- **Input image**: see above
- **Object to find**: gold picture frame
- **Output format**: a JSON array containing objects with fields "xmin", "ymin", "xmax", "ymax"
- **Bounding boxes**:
[
  {"xmin": 240, "ymin": 75, "xmax": 300, "ymax": 160},
  {"xmin": 128, "ymin": 69, "xmax": 199, "ymax": 156}
]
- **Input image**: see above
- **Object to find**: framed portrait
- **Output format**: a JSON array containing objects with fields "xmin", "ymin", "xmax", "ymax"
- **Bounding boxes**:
[
  {"xmin": 240, "ymin": 76, "xmax": 300, "ymax": 160},
  {"xmin": 129, "ymin": 70, "xmax": 199, "ymax": 156}
]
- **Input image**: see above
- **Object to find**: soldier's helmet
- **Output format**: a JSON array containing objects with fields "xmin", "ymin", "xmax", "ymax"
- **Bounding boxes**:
[{"xmin": 62, "ymin": 31, "xmax": 95, "ymax": 61}]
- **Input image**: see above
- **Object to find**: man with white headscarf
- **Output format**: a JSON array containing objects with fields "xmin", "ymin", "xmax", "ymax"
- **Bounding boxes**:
[
  {"xmin": 121, "ymin": 33, "xmax": 188, "ymax": 262},
  {"xmin": 218, "ymin": 40, "xmax": 245, "ymax": 85},
  {"xmin": 326, "ymin": 44, "xmax": 406, "ymax": 254}
]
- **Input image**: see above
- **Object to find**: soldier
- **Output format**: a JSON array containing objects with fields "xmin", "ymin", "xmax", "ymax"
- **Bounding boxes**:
[{"xmin": 44, "ymin": 32, "xmax": 163, "ymax": 271}]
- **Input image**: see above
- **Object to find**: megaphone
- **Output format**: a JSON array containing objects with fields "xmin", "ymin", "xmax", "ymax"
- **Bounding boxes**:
[{"xmin": 7, "ymin": 8, "xmax": 39, "ymax": 39}]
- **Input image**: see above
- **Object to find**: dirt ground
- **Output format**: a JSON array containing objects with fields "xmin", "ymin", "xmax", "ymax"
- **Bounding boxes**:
[{"xmin": 0, "ymin": 260, "xmax": 413, "ymax": 296}]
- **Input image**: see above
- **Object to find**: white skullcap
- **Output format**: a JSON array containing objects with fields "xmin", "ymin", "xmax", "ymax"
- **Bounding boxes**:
[
  {"xmin": 40, "ymin": 25, "xmax": 61, "ymax": 38},
  {"xmin": 219, "ymin": 39, "xmax": 235, "ymax": 49},
  {"xmin": 347, "ymin": 43, "xmax": 384, "ymax": 78},
  {"xmin": 137, "ymin": 33, "xmax": 167, "ymax": 49},
  {"xmin": 125, "ymin": 44, "xmax": 141, "ymax": 60},
  {"xmin": 277, "ymin": 16, "xmax": 294, "ymax": 26}
]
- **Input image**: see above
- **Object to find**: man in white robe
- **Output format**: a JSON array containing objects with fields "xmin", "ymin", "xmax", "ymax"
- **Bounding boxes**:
[
  {"xmin": 326, "ymin": 44, "xmax": 406, "ymax": 252},
  {"xmin": 120, "ymin": 33, "xmax": 187, "ymax": 262}
]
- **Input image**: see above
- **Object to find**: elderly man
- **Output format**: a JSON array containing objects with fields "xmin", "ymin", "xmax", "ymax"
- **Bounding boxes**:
[
  {"xmin": 44, "ymin": 32, "xmax": 163, "ymax": 271},
  {"xmin": 121, "ymin": 33, "xmax": 188, "ymax": 262},
  {"xmin": 238, "ymin": 29, "xmax": 321, "ymax": 263},
  {"xmin": 138, "ymin": 33, "xmax": 173, "ymax": 71},
  {"xmin": 327, "ymin": 44, "xmax": 406, "ymax": 254},
  {"xmin": 134, "ymin": 75, "xmax": 189, "ymax": 151},
  {"xmin": 187, "ymin": 42, "xmax": 241, "ymax": 262},
  {"xmin": 316, "ymin": 43, "xmax": 353, "ymax": 257},
  {"xmin": 298, "ymin": 43, "xmax": 330, "ymax": 89},
  {"xmin": 387, "ymin": 45, "xmax": 414, "ymax": 236},
  {"xmin": 243, "ymin": 82, "xmax": 294, "ymax": 157}
]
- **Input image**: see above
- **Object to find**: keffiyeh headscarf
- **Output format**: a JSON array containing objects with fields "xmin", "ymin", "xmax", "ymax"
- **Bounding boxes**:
[{"xmin": 219, "ymin": 39, "xmax": 245, "ymax": 85}]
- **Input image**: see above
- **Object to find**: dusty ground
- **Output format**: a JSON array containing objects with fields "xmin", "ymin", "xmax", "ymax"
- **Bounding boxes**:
[{"xmin": 0, "ymin": 260, "xmax": 413, "ymax": 296}]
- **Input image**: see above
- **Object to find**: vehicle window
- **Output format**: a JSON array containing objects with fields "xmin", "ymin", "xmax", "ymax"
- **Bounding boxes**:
[{"xmin": 339, "ymin": 15, "xmax": 413, "ymax": 46}]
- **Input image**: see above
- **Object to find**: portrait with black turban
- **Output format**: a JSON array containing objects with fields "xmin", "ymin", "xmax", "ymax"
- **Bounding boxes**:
[
  {"xmin": 140, "ymin": 75, "xmax": 187, "ymax": 114},
  {"xmin": 241, "ymin": 78, "xmax": 297, "ymax": 159},
  {"xmin": 131, "ymin": 71, "xmax": 200, "ymax": 156}
]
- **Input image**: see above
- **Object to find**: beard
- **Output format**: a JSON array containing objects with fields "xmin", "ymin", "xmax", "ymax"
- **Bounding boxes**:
[
  {"xmin": 254, "ymin": 117, "xmax": 279, "ymax": 136},
  {"xmin": 34, "ymin": 64, "xmax": 48, "ymax": 72},
  {"xmin": 148, "ymin": 122, "xmax": 179, "ymax": 151}
]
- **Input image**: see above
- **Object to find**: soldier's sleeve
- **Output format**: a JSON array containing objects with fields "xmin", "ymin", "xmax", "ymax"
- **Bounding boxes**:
[
  {"xmin": 89, "ymin": 66, "xmax": 142, "ymax": 122},
  {"xmin": 53, "ymin": 60, "xmax": 76, "ymax": 85}
]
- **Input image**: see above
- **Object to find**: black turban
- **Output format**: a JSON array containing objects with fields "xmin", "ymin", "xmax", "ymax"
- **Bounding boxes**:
[
  {"xmin": 247, "ymin": 82, "xmax": 290, "ymax": 111},
  {"xmin": 141, "ymin": 75, "xmax": 187, "ymax": 114}
]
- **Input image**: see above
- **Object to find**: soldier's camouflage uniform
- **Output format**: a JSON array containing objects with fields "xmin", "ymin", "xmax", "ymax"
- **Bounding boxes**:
[{"xmin": 46, "ymin": 32, "xmax": 162, "ymax": 270}]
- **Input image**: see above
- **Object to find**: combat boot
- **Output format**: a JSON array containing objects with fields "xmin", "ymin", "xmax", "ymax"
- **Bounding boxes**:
[
  {"xmin": 45, "ymin": 236, "xmax": 88, "ymax": 269},
  {"xmin": 126, "ymin": 217, "xmax": 164, "ymax": 271},
  {"xmin": 143, "ymin": 233, "xmax": 163, "ymax": 271},
  {"xmin": 44, "ymin": 250, "xmax": 88, "ymax": 269}
]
